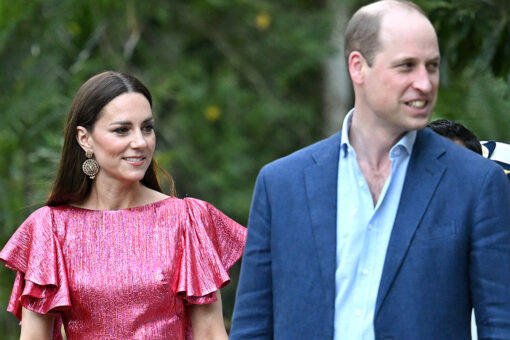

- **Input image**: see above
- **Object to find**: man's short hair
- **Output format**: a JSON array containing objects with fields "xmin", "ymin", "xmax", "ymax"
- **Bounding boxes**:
[
  {"xmin": 344, "ymin": 0, "xmax": 427, "ymax": 66},
  {"xmin": 427, "ymin": 119, "xmax": 483, "ymax": 155}
]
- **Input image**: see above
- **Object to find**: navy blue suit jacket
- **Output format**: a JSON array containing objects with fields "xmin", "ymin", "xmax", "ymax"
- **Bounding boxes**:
[{"xmin": 230, "ymin": 128, "xmax": 510, "ymax": 340}]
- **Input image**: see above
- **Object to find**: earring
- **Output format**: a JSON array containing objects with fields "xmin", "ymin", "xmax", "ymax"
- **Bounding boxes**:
[{"xmin": 82, "ymin": 150, "xmax": 100, "ymax": 179}]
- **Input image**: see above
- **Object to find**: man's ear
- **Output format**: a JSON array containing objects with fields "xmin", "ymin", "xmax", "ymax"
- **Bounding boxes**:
[
  {"xmin": 348, "ymin": 51, "xmax": 366, "ymax": 85},
  {"xmin": 76, "ymin": 126, "xmax": 93, "ymax": 152}
]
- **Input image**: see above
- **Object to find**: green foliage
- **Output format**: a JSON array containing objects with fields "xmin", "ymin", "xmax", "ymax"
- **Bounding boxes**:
[
  {"xmin": 433, "ymin": 69, "xmax": 510, "ymax": 142},
  {"xmin": 418, "ymin": 0, "xmax": 510, "ymax": 142},
  {"xmin": 419, "ymin": 0, "xmax": 510, "ymax": 78}
]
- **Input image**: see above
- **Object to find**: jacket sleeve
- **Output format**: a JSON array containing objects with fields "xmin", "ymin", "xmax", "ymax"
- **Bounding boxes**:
[
  {"xmin": 230, "ymin": 169, "xmax": 274, "ymax": 339},
  {"xmin": 471, "ymin": 164, "xmax": 510, "ymax": 339}
]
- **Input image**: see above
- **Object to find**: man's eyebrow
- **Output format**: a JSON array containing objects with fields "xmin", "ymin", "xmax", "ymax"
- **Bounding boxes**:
[
  {"xmin": 392, "ymin": 55, "xmax": 440, "ymax": 65},
  {"xmin": 391, "ymin": 57, "xmax": 417, "ymax": 65}
]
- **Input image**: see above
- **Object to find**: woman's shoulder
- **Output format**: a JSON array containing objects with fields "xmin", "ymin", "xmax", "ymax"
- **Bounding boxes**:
[
  {"xmin": 173, "ymin": 196, "xmax": 224, "ymax": 217},
  {"xmin": 20, "ymin": 204, "xmax": 107, "ymax": 233},
  {"xmin": 176, "ymin": 197, "xmax": 245, "ymax": 234},
  {"xmin": 23, "ymin": 205, "xmax": 54, "ymax": 223},
  {"xmin": 17, "ymin": 205, "xmax": 73, "ymax": 233},
  {"xmin": 145, "ymin": 188, "xmax": 170, "ymax": 202},
  {"xmin": 153, "ymin": 193, "xmax": 209, "ymax": 209}
]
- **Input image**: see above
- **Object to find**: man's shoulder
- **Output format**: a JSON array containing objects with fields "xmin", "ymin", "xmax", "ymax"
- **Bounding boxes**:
[{"xmin": 417, "ymin": 129, "xmax": 504, "ymax": 177}]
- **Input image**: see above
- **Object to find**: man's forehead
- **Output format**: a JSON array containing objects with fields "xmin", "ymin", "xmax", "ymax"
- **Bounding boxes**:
[
  {"xmin": 373, "ymin": 13, "xmax": 439, "ymax": 64},
  {"xmin": 378, "ymin": 9, "xmax": 437, "ymax": 44}
]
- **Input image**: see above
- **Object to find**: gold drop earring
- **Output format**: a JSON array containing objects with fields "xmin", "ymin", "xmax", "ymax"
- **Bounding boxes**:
[{"xmin": 82, "ymin": 150, "xmax": 100, "ymax": 179}]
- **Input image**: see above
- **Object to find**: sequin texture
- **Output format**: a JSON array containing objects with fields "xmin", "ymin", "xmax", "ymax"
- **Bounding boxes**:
[{"xmin": 0, "ymin": 197, "xmax": 247, "ymax": 340}]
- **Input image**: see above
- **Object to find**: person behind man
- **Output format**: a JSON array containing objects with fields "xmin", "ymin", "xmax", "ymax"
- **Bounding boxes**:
[
  {"xmin": 427, "ymin": 119, "xmax": 483, "ymax": 154},
  {"xmin": 230, "ymin": 1, "xmax": 510, "ymax": 339},
  {"xmin": 428, "ymin": 119, "xmax": 510, "ymax": 182}
]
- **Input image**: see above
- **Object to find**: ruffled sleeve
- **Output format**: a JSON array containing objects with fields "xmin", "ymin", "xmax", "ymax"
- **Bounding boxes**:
[
  {"xmin": 174, "ymin": 198, "xmax": 247, "ymax": 304},
  {"xmin": 0, "ymin": 206, "xmax": 71, "ymax": 330}
]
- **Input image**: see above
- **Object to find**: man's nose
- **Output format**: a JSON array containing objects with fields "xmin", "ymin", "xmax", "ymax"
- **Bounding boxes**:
[{"xmin": 412, "ymin": 66, "xmax": 434, "ymax": 93}]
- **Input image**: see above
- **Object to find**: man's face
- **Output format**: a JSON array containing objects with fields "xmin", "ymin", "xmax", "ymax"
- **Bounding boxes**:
[{"xmin": 361, "ymin": 9, "xmax": 440, "ymax": 136}]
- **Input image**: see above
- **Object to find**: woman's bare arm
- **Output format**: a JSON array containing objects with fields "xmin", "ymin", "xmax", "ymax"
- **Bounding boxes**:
[
  {"xmin": 189, "ymin": 290, "xmax": 228, "ymax": 340},
  {"xmin": 20, "ymin": 307, "xmax": 54, "ymax": 340}
]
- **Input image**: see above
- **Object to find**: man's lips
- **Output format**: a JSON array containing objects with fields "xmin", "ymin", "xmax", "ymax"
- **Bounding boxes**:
[{"xmin": 405, "ymin": 100, "xmax": 427, "ymax": 109}]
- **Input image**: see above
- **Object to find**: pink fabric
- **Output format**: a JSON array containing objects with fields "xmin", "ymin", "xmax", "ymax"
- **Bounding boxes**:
[{"xmin": 0, "ymin": 197, "xmax": 246, "ymax": 340}]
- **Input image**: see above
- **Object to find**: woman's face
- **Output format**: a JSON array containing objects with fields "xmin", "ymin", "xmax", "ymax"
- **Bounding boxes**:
[{"xmin": 81, "ymin": 92, "xmax": 156, "ymax": 185}]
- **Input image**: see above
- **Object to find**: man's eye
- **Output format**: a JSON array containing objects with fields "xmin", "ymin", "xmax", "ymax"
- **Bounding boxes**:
[
  {"xmin": 400, "ymin": 62, "xmax": 414, "ymax": 70},
  {"xmin": 427, "ymin": 62, "xmax": 439, "ymax": 72}
]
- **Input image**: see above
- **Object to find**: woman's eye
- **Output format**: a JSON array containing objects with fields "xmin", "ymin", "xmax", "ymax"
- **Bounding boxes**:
[
  {"xmin": 113, "ymin": 127, "xmax": 129, "ymax": 134},
  {"xmin": 143, "ymin": 125, "xmax": 154, "ymax": 133}
]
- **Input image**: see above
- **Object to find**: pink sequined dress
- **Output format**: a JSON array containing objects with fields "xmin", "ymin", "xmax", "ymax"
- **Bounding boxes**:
[{"xmin": 0, "ymin": 197, "xmax": 247, "ymax": 340}]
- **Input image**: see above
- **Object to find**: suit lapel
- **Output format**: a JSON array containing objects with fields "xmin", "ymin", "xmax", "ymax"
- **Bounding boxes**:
[
  {"xmin": 304, "ymin": 133, "xmax": 341, "ymax": 302},
  {"xmin": 375, "ymin": 130, "xmax": 446, "ymax": 315}
]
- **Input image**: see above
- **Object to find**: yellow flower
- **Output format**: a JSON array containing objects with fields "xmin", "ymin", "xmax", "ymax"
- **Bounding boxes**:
[
  {"xmin": 204, "ymin": 106, "xmax": 221, "ymax": 122},
  {"xmin": 255, "ymin": 12, "xmax": 271, "ymax": 30},
  {"xmin": 67, "ymin": 21, "xmax": 81, "ymax": 36}
]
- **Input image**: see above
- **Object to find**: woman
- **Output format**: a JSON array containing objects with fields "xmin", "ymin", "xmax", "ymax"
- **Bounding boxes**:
[{"xmin": 0, "ymin": 71, "xmax": 246, "ymax": 339}]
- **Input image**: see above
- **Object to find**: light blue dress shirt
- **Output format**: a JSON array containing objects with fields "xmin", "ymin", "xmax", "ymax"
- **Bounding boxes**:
[{"xmin": 334, "ymin": 110, "xmax": 416, "ymax": 340}]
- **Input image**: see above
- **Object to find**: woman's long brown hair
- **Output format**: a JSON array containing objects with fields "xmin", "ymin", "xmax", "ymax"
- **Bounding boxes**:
[{"xmin": 47, "ymin": 71, "xmax": 175, "ymax": 206}]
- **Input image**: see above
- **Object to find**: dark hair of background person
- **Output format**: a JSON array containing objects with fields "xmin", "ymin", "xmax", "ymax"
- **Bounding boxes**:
[
  {"xmin": 427, "ymin": 119, "xmax": 483, "ymax": 155},
  {"xmin": 344, "ymin": 0, "xmax": 427, "ymax": 66},
  {"xmin": 47, "ymin": 71, "xmax": 176, "ymax": 207}
]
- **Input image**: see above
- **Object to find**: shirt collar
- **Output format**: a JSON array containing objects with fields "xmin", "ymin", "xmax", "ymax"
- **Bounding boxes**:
[
  {"xmin": 340, "ymin": 109, "xmax": 417, "ymax": 159},
  {"xmin": 340, "ymin": 109, "xmax": 354, "ymax": 157}
]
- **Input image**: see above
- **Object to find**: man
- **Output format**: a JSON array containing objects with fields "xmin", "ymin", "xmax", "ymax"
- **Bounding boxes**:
[{"xmin": 230, "ymin": 1, "xmax": 510, "ymax": 339}]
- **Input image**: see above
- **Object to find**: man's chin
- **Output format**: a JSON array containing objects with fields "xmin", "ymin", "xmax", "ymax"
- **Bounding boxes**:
[{"xmin": 409, "ymin": 116, "xmax": 431, "ymax": 131}]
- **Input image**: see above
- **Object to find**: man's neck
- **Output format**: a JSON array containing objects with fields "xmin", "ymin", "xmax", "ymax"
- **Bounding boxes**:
[
  {"xmin": 349, "ymin": 118, "xmax": 404, "ymax": 169},
  {"xmin": 348, "ymin": 113, "xmax": 407, "ymax": 205}
]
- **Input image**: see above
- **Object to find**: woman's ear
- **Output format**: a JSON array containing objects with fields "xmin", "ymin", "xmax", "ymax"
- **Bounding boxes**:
[{"xmin": 76, "ymin": 126, "xmax": 92, "ymax": 152}]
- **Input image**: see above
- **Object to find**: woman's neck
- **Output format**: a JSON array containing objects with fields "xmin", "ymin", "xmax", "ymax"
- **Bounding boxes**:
[{"xmin": 80, "ymin": 181, "xmax": 149, "ymax": 211}]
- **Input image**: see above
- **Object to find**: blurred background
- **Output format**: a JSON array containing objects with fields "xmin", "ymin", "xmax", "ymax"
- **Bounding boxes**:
[{"xmin": 0, "ymin": 0, "xmax": 509, "ymax": 337}]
